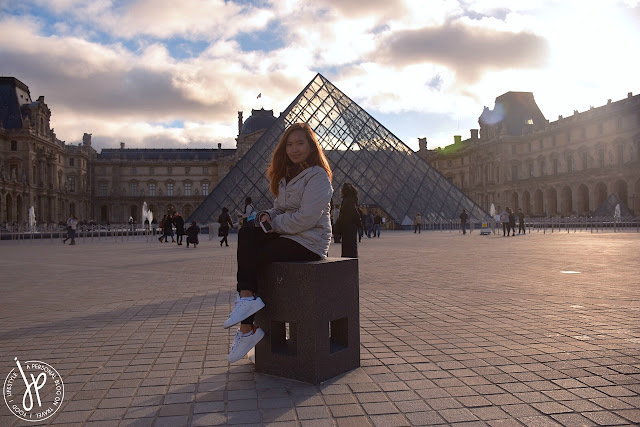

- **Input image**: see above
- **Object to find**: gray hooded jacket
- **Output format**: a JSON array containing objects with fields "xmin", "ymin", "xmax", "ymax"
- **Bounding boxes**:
[{"xmin": 261, "ymin": 166, "xmax": 333, "ymax": 258}]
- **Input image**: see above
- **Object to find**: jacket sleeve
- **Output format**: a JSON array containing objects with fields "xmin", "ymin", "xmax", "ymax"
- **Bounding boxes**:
[{"xmin": 271, "ymin": 170, "xmax": 332, "ymax": 235}]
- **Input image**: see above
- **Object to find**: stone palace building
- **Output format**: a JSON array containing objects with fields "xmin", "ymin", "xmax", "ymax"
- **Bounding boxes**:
[
  {"xmin": 420, "ymin": 91, "xmax": 640, "ymax": 217},
  {"xmin": 0, "ymin": 76, "xmax": 276, "ymax": 225}
]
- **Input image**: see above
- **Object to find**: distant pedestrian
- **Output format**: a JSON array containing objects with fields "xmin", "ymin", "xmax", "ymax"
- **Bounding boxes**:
[
  {"xmin": 508, "ymin": 208, "xmax": 516, "ymax": 237},
  {"xmin": 151, "ymin": 218, "xmax": 157, "ymax": 235},
  {"xmin": 414, "ymin": 213, "xmax": 422, "ymax": 233},
  {"xmin": 144, "ymin": 218, "xmax": 150, "ymax": 233},
  {"xmin": 364, "ymin": 212, "xmax": 374, "ymax": 238},
  {"xmin": 500, "ymin": 208, "xmax": 509, "ymax": 237},
  {"xmin": 173, "ymin": 211, "xmax": 185, "ymax": 245},
  {"xmin": 518, "ymin": 208, "xmax": 526, "ymax": 234},
  {"xmin": 64, "ymin": 215, "xmax": 78, "ymax": 245},
  {"xmin": 459, "ymin": 209, "xmax": 468, "ymax": 235},
  {"xmin": 186, "ymin": 221, "xmax": 200, "ymax": 248},
  {"xmin": 159, "ymin": 214, "xmax": 174, "ymax": 243},
  {"xmin": 218, "ymin": 207, "xmax": 233, "ymax": 247},
  {"xmin": 356, "ymin": 207, "xmax": 364, "ymax": 242},
  {"xmin": 128, "ymin": 216, "xmax": 134, "ymax": 232},
  {"xmin": 373, "ymin": 213, "xmax": 382, "ymax": 238},
  {"xmin": 335, "ymin": 183, "xmax": 361, "ymax": 258}
]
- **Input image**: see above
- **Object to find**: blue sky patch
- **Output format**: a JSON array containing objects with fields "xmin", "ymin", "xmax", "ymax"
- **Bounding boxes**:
[
  {"xmin": 236, "ymin": 19, "xmax": 286, "ymax": 53},
  {"xmin": 165, "ymin": 38, "xmax": 210, "ymax": 60}
]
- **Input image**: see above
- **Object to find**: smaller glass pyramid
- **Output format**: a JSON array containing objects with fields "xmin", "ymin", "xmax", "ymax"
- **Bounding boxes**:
[{"xmin": 189, "ymin": 74, "xmax": 488, "ymax": 225}]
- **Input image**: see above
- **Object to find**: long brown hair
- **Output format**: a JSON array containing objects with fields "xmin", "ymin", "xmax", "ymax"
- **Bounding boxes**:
[{"xmin": 267, "ymin": 123, "xmax": 332, "ymax": 196}]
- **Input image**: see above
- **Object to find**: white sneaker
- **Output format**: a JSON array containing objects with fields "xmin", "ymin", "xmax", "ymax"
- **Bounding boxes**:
[
  {"xmin": 223, "ymin": 296, "xmax": 265, "ymax": 328},
  {"xmin": 227, "ymin": 327, "xmax": 265, "ymax": 363}
]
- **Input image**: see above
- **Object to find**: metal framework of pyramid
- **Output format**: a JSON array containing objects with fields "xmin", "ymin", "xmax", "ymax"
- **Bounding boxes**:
[{"xmin": 189, "ymin": 74, "xmax": 487, "ymax": 225}]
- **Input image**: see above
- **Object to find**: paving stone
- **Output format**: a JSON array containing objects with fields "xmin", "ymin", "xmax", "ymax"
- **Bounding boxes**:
[
  {"xmin": 328, "ymin": 404, "xmax": 365, "ymax": 418},
  {"xmin": 369, "ymin": 413, "xmax": 410, "ymax": 426},
  {"xmin": 296, "ymin": 405, "xmax": 332, "ymax": 419},
  {"xmin": 153, "ymin": 416, "xmax": 189, "ymax": 427}
]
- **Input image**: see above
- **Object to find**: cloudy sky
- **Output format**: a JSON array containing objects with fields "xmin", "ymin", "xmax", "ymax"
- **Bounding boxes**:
[{"xmin": 1, "ymin": 0, "xmax": 639, "ymax": 152}]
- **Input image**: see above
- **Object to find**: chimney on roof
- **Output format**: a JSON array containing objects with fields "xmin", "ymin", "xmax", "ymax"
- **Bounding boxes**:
[
  {"xmin": 217, "ymin": 143, "xmax": 222, "ymax": 153},
  {"xmin": 628, "ymin": 92, "xmax": 633, "ymax": 98},
  {"xmin": 608, "ymin": 99, "xmax": 612, "ymax": 104},
  {"xmin": 120, "ymin": 142, "xmax": 125, "ymax": 149},
  {"xmin": 454, "ymin": 135, "xmax": 462, "ymax": 144},
  {"xmin": 418, "ymin": 137, "xmax": 427, "ymax": 152},
  {"xmin": 83, "ymin": 133, "xmax": 92, "ymax": 146},
  {"xmin": 470, "ymin": 129, "xmax": 479, "ymax": 140}
]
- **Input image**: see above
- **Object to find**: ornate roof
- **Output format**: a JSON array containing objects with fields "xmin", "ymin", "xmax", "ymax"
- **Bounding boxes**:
[{"xmin": 241, "ymin": 108, "xmax": 277, "ymax": 135}]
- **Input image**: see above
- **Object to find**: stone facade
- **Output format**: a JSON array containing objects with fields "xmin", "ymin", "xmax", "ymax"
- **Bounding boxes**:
[
  {"xmin": 420, "ymin": 91, "xmax": 640, "ymax": 217},
  {"xmin": 92, "ymin": 145, "xmax": 236, "ymax": 223},
  {"xmin": 0, "ymin": 77, "xmax": 94, "ymax": 225},
  {"xmin": 0, "ymin": 77, "xmax": 273, "ymax": 225}
]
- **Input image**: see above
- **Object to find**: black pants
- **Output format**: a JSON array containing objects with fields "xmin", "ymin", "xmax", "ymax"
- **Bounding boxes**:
[
  {"xmin": 177, "ymin": 233, "xmax": 183, "ymax": 244},
  {"xmin": 220, "ymin": 234, "xmax": 229, "ymax": 246},
  {"xmin": 461, "ymin": 221, "xmax": 466, "ymax": 234},
  {"xmin": 414, "ymin": 224, "xmax": 420, "ymax": 233},
  {"xmin": 502, "ymin": 223, "xmax": 507, "ymax": 235},
  {"xmin": 519, "ymin": 222, "xmax": 525, "ymax": 234},
  {"xmin": 237, "ymin": 227, "xmax": 321, "ymax": 324}
]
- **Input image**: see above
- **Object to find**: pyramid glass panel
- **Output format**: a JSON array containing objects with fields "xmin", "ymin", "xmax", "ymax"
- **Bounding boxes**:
[{"xmin": 189, "ymin": 74, "xmax": 488, "ymax": 225}]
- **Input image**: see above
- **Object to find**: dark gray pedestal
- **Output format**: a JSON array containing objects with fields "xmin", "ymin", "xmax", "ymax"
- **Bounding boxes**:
[{"xmin": 254, "ymin": 257, "xmax": 360, "ymax": 384}]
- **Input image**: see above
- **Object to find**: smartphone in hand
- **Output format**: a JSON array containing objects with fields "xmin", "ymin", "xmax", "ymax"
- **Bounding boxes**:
[{"xmin": 260, "ymin": 220, "xmax": 273, "ymax": 233}]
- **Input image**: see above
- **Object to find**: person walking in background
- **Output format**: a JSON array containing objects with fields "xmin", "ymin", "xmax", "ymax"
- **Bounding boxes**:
[
  {"xmin": 335, "ymin": 183, "xmax": 361, "ymax": 258},
  {"xmin": 508, "ymin": 208, "xmax": 516, "ymax": 237},
  {"xmin": 63, "ymin": 215, "xmax": 77, "ymax": 244},
  {"xmin": 414, "ymin": 213, "xmax": 422, "ymax": 233},
  {"xmin": 67, "ymin": 215, "xmax": 77, "ymax": 245},
  {"xmin": 500, "ymin": 208, "xmax": 509, "ymax": 237},
  {"xmin": 158, "ymin": 215, "xmax": 166, "ymax": 242},
  {"xmin": 518, "ymin": 208, "xmax": 526, "ymax": 235},
  {"xmin": 356, "ymin": 207, "xmax": 364, "ymax": 242},
  {"xmin": 236, "ymin": 197, "xmax": 256, "ymax": 228},
  {"xmin": 364, "ymin": 211, "xmax": 374, "ymax": 238},
  {"xmin": 159, "ymin": 214, "xmax": 174, "ymax": 243},
  {"xmin": 151, "ymin": 218, "xmax": 157, "ymax": 235},
  {"xmin": 218, "ymin": 207, "xmax": 233, "ymax": 247},
  {"xmin": 173, "ymin": 211, "xmax": 185, "ymax": 245},
  {"xmin": 186, "ymin": 221, "xmax": 200, "ymax": 248},
  {"xmin": 373, "ymin": 212, "xmax": 382, "ymax": 238},
  {"xmin": 224, "ymin": 123, "xmax": 333, "ymax": 363},
  {"xmin": 459, "ymin": 209, "xmax": 468, "ymax": 235}
]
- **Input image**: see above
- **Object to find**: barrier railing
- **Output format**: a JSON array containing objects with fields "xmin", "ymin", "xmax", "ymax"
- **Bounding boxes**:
[
  {"xmin": 415, "ymin": 217, "xmax": 640, "ymax": 235},
  {"xmin": 2, "ymin": 217, "xmax": 638, "ymax": 243}
]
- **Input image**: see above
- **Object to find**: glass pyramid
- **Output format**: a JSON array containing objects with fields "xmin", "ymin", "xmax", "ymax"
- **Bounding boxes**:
[{"xmin": 189, "ymin": 73, "xmax": 488, "ymax": 225}]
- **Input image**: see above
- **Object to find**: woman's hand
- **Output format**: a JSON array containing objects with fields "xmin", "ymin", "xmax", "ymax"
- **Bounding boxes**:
[{"xmin": 259, "ymin": 213, "xmax": 271, "ymax": 223}]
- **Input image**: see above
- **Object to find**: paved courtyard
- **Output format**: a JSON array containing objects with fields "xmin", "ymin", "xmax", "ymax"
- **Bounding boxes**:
[{"xmin": 1, "ymin": 229, "xmax": 639, "ymax": 426}]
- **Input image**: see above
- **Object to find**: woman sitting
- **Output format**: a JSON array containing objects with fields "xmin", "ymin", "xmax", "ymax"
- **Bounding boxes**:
[{"xmin": 223, "ymin": 123, "xmax": 333, "ymax": 363}]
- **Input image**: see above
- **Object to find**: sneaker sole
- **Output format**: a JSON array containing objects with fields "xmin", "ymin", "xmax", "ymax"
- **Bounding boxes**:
[{"xmin": 223, "ymin": 299, "xmax": 265, "ymax": 329}]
